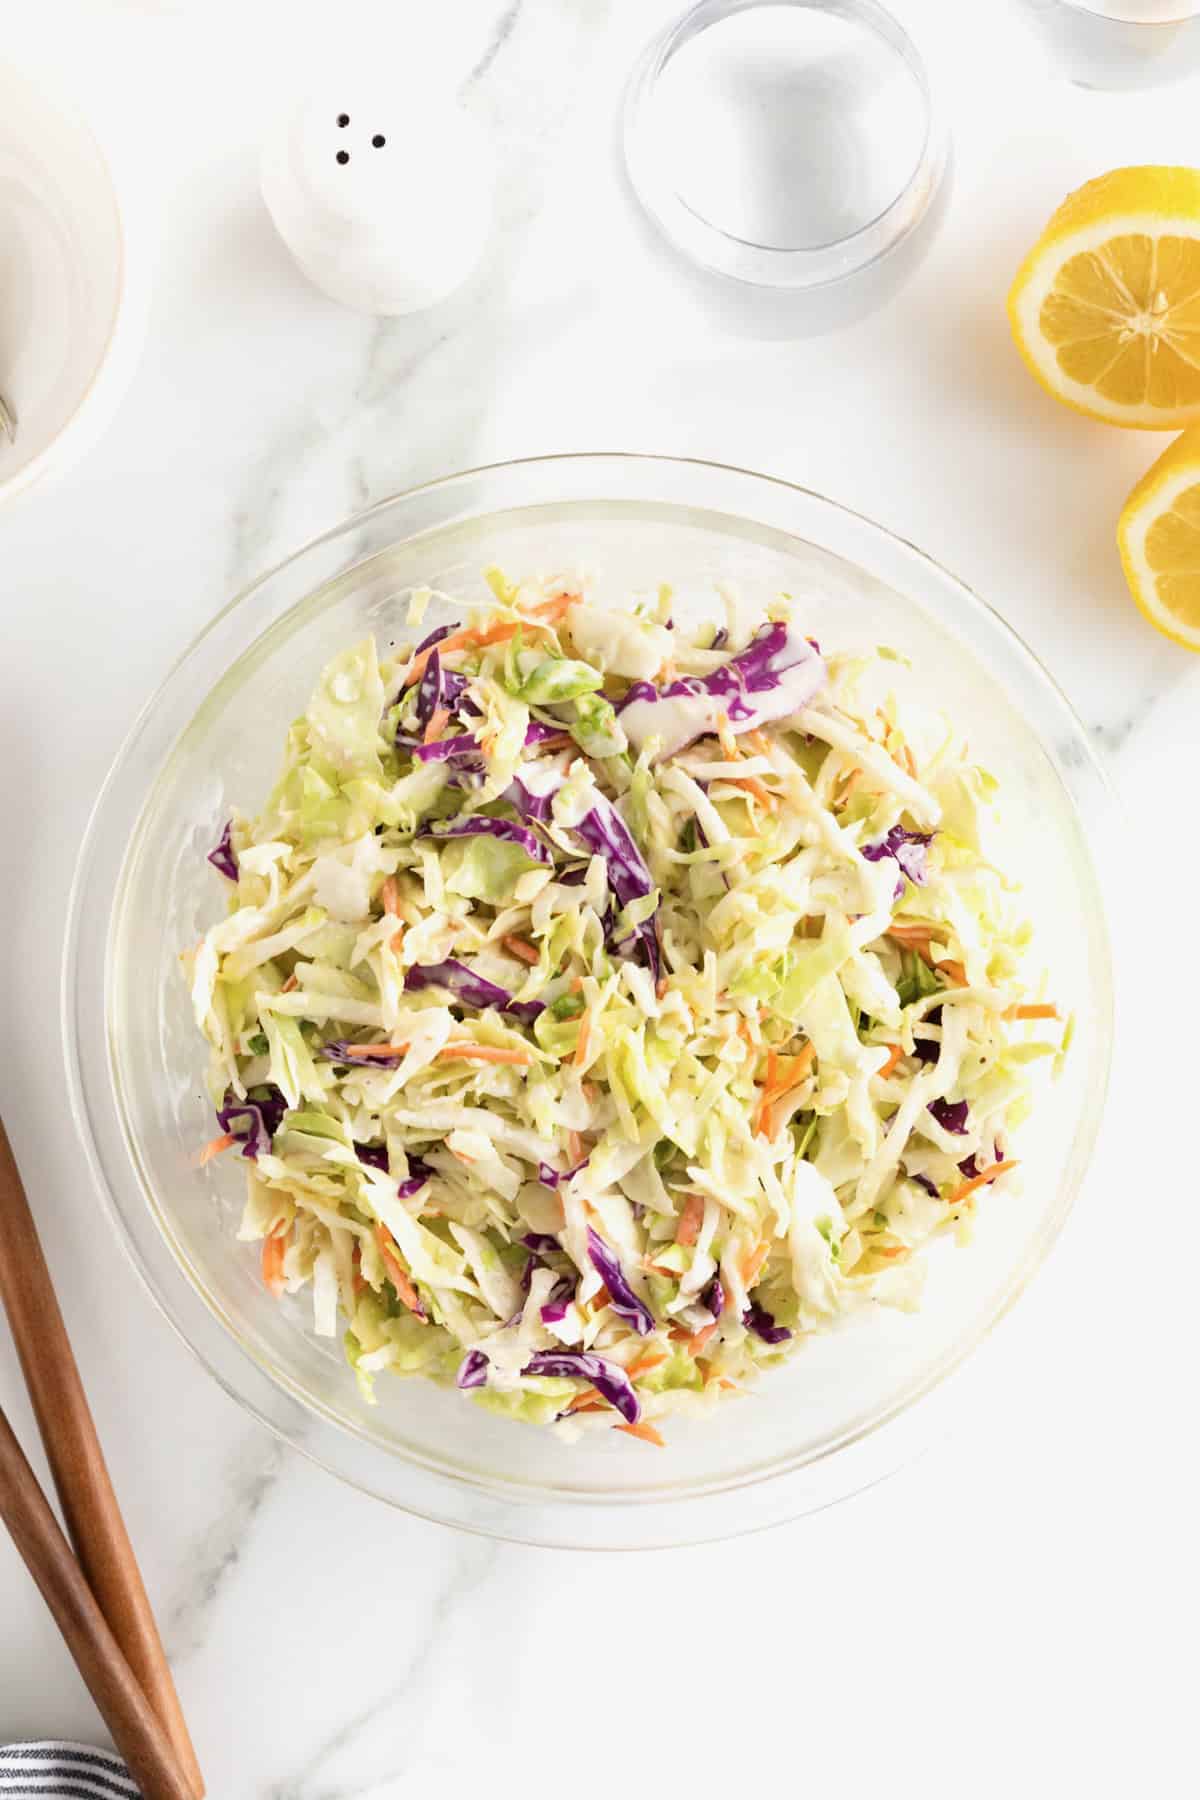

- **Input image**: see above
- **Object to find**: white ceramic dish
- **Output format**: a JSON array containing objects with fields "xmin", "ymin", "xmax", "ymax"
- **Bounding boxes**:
[{"xmin": 0, "ymin": 61, "xmax": 138, "ymax": 502}]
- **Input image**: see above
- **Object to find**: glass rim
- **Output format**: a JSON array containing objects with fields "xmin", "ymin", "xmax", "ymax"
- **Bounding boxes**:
[{"xmin": 622, "ymin": 0, "xmax": 947, "ymax": 288}]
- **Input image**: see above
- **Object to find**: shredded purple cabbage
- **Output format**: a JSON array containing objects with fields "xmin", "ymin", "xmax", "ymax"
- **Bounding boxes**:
[
  {"xmin": 928, "ymin": 1097, "xmax": 969, "ymax": 1135},
  {"xmin": 536, "ymin": 1160, "xmax": 588, "ymax": 1189},
  {"xmin": 318, "ymin": 1041, "xmax": 406, "ymax": 1066},
  {"xmin": 618, "ymin": 622, "xmax": 826, "ymax": 758},
  {"xmin": 743, "ymin": 1302, "xmax": 792, "ymax": 1345},
  {"xmin": 575, "ymin": 792, "xmax": 661, "ymax": 980},
  {"xmin": 403, "ymin": 959, "xmax": 544, "ymax": 1025},
  {"xmin": 586, "ymin": 1227, "xmax": 654, "ymax": 1336},
  {"xmin": 396, "ymin": 1156, "xmax": 435, "ymax": 1200},
  {"xmin": 539, "ymin": 1279, "xmax": 575, "ymax": 1325},
  {"xmin": 711, "ymin": 627, "xmax": 728, "ymax": 650},
  {"xmin": 216, "ymin": 1085, "xmax": 286, "ymax": 1159},
  {"xmin": 456, "ymin": 1349, "xmax": 489, "ymax": 1390},
  {"xmin": 355, "ymin": 1143, "xmax": 389, "ymax": 1172},
  {"xmin": 913, "ymin": 1006, "xmax": 942, "ymax": 1065},
  {"xmin": 419, "ymin": 816, "xmax": 550, "ymax": 865},
  {"xmin": 912, "ymin": 1173, "xmax": 941, "ymax": 1198},
  {"xmin": 705, "ymin": 1277, "xmax": 726, "ymax": 1320},
  {"xmin": 207, "ymin": 821, "xmax": 239, "ymax": 883},
  {"xmin": 507, "ymin": 774, "xmax": 564, "ymax": 828},
  {"xmin": 413, "ymin": 623, "xmax": 456, "ymax": 658},
  {"xmin": 520, "ymin": 1231, "xmax": 562, "ymax": 1254},
  {"xmin": 524, "ymin": 720, "xmax": 568, "ymax": 746},
  {"xmin": 863, "ymin": 826, "xmax": 934, "ymax": 900},
  {"xmin": 412, "ymin": 731, "xmax": 484, "ymax": 766},
  {"xmin": 414, "ymin": 648, "xmax": 470, "ymax": 735},
  {"xmin": 523, "ymin": 1350, "xmax": 641, "ymax": 1424}
]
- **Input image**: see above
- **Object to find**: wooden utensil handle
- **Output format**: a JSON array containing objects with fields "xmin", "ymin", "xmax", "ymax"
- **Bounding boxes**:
[
  {"xmin": 0, "ymin": 1402, "xmax": 195, "ymax": 1800},
  {"xmin": 0, "ymin": 1119, "xmax": 203, "ymax": 1796}
]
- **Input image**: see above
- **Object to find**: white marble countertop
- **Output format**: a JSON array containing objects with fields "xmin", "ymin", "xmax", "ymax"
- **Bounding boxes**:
[{"xmin": 2, "ymin": 1, "xmax": 1197, "ymax": 1794}]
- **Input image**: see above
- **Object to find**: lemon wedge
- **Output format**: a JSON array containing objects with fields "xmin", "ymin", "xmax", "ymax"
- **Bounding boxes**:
[
  {"xmin": 1118, "ymin": 427, "xmax": 1200, "ymax": 650},
  {"xmin": 1008, "ymin": 167, "xmax": 1200, "ymax": 429}
]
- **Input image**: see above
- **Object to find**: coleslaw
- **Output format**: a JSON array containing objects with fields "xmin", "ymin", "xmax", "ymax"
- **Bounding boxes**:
[{"xmin": 183, "ymin": 570, "xmax": 1066, "ymax": 1444}]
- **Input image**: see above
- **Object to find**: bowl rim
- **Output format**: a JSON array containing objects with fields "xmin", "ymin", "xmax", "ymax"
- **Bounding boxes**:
[{"xmin": 62, "ymin": 451, "xmax": 1115, "ymax": 1547}]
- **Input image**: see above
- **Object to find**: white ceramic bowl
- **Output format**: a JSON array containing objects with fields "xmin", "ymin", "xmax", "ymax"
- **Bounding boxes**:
[{"xmin": 0, "ymin": 61, "xmax": 138, "ymax": 502}]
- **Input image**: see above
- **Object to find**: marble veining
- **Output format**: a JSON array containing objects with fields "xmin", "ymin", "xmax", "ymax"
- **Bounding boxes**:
[{"xmin": 164, "ymin": 1432, "xmax": 287, "ymax": 1664}]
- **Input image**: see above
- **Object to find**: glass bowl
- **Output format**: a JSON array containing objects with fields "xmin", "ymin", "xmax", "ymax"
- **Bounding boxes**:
[{"xmin": 63, "ymin": 454, "xmax": 1113, "ymax": 1548}]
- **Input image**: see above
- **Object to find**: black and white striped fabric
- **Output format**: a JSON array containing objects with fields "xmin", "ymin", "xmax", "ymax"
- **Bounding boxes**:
[{"xmin": 0, "ymin": 1744, "xmax": 137, "ymax": 1799}]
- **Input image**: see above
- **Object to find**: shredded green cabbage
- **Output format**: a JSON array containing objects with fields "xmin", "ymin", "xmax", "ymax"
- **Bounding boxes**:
[{"xmin": 184, "ymin": 573, "xmax": 1063, "ymax": 1443}]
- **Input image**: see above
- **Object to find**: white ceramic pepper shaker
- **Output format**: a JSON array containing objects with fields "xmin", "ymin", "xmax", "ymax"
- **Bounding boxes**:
[{"xmin": 260, "ymin": 78, "xmax": 493, "ymax": 316}]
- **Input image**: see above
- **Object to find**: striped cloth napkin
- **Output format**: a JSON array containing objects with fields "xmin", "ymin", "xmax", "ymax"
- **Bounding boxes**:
[{"xmin": 0, "ymin": 1744, "xmax": 137, "ymax": 1798}]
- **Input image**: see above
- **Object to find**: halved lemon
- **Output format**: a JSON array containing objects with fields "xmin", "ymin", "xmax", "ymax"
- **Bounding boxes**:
[
  {"xmin": 1118, "ymin": 427, "xmax": 1200, "ymax": 650},
  {"xmin": 1008, "ymin": 167, "xmax": 1200, "ymax": 429}
]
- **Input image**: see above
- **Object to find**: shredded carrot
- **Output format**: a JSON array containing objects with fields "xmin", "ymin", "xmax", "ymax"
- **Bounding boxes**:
[
  {"xmin": 675, "ymin": 1192, "xmax": 705, "ymax": 1247},
  {"xmin": 645, "ymin": 1261, "xmax": 683, "ymax": 1280},
  {"xmin": 717, "ymin": 1378, "xmax": 738, "ymax": 1392},
  {"xmin": 936, "ymin": 959, "xmax": 968, "ymax": 987},
  {"xmin": 568, "ymin": 1129, "xmax": 584, "ymax": 1165},
  {"xmin": 741, "ymin": 1242, "xmax": 770, "ymax": 1287},
  {"xmin": 726, "ymin": 774, "xmax": 777, "ymax": 811},
  {"xmin": 886, "ymin": 922, "xmax": 936, "ymax": 945},
  {"xmin": 581, "ymin": 1082, "xmax": 599, "ymax": 1105},
  {"xmin": 566, "ymin": 1394, "xmax": 606, "ymax": 1415},
  {"xmin": 1004, "ymin": 1003, "xmax": 1058, "ymax": 1021},
  {"xmin": 389, "ymin": 927, "xmax": 406, "ymax": 954},
  {"xmin": 655, "ymin": 977, "xmax": 669, "ymax": 1001},
  {"xmin": 947, "ymin": 1160, "xmax": 1018, "ymax": 1207},
  {"xmin": 280, "ymin": 973, "xmax": 298, "ymax": 994},
  {"xmin": 626, "ymin": 1350, "xmax": 668, "ymax": 1381},
  {"xmin": 502, "ymin": 934, "xmax": 539, "ymax": 965},
  {"xmin": 875, "ymin": 1245, "xmax": 910, "ymax": 1261},
  {"xmin": 877, "ymin": 1043, "xmax": 905, "ymax": 1079},
  {"xmin": 716, "ymin": 711, "xmax": 740, "ymax": 759},
  {"xmin": 374, "ymin": 1226, "xmax": 426, "ymax": 1319},
  {"xmin": 196, "ymin": 1132, "xmax": 235, "ymax": 1166},
  {"xmin": 569, "ymin": 976, "xmax": 585, "ymax": 995},
  {"xmin": 745, "ymin": 729, "xmax": 772, "ymax": 757},
  {"xmin": 616, "ymin": 1420, "xmax": 665, "ymax": 1447},
  {"xmin": 574, "ymin": 1008, "xmax": 593, "ymax": 1069},
  {"xmin": 262, "ymin": 1229, "xmax": 288, "ymax": 1297},
  {"xmin": 437, "ymin": 1042, "xmax": 534, "ymax": 1065},
  {"xmin": 403, "ymin": 620, "xmax": 520, "ymax": 687},
  {"xmin": 901, "ymin": 744, "xmax": 918, "ymax": 778},
  {"xmin": 381, "ymin": 875, "xmax": 401, "ymax": 915},
  {"xmin": 671, "ymin": 1321, "xmax": 719, "ymax": 1355},
  {"xmin": 423, "ymin": 706, "xmax": 450, "ymax": 745},
  {"xmin": 340, "ymin": 1042, "xmax": 410, "ymax": 1059}
]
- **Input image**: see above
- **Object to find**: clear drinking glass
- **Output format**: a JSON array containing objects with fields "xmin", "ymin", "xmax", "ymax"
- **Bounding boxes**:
[
  {"xmin": 624, "ymin": 0, "xmax": 947, "ymax": 291},
  {"xmin": 1017, "ymin": 0, "xmax": 1200, "ymax": 87},
  {"xmin": 63, "ymin": 454, "xmax": 1113, "ymax": 1548}
]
